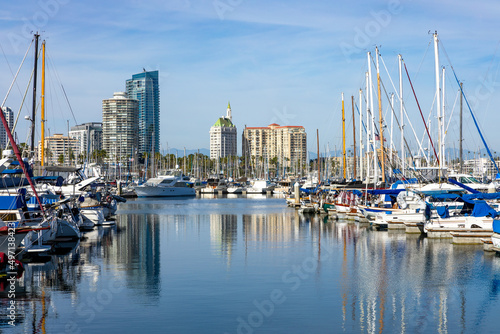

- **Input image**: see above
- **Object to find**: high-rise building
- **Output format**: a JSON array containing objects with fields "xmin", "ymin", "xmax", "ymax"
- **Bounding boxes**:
[
  {"xmin": 242, "ymin": 123, "xmax": 307, "ymax": 169},
  {"xmin": 210, "ymin": 102, "xmax": 237, "ymax": 159},
  {"xmin": 69, "ymin": 122, "xmax": 102, "ymax": 158},
  {"xmin": 126, "ymin": 70, "xmax": 160, "ymax": 155},
  {"xmin": 102, "ymin": 92, "xmax": 139, "ymax": 163},
  {"xmin": 0, "ymin": 107, "xmax": 13, "ymax": 150}
]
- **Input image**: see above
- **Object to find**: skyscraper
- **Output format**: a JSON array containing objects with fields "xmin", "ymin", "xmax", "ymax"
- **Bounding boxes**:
[
  {"xmin": 0, "ymin": 107, "xmax": 13, "ymax": 150},
  {"xmin": 102, "ymin": 92, "xmax": 139, "ymax": 163},
  {"xmin": 210, "ymin": 102, "xmax": 237, "ymax": 160},
  {"xmin": 126, "ymin": 70, "xmax": 160, "ymax": 156}
]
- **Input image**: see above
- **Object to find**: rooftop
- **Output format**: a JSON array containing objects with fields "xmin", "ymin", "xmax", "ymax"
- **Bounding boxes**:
[{"xmin": 213, "ymin": 117, "xmax": 236, "ymax": 128}]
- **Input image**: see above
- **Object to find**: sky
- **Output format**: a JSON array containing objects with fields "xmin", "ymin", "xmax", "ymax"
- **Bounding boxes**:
[{"xmin": 1, "ymin": 0, "xmax": 500, "ymax": 158}]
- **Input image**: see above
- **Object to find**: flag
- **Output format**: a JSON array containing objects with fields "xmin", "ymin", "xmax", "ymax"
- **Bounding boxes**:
[{"xmin": 375, "ymin": 134, "xmax": 386, "ymax": 141}]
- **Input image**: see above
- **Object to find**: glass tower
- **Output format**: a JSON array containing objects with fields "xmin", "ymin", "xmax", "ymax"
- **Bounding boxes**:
[{"xmin": 126, "ymin": 70, "xmax": 160, "ymax": 155}]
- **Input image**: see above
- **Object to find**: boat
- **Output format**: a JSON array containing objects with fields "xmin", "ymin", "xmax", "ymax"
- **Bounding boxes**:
[
  {"xmin": 227, "ymin": 183, "xmax": 245, "ymax": 194},
  {"xmin": 0, "ymin": 222, "xmax": 48, "ymax": 255},
  {"xmin": 245, "ymin": 180, "xmax": 275, "ymax": 194},
  {"xmin": 200, "ymin": 174, "xmax": 227, "ymax": 194},
  {"xmin": 491, "ymin": 219, "xmax": 500, "ymax": 249},
  {"xmin": 134, "ymin": 169, "xmax": 195, "ymax": 197},
  {"xmin": 423, "ymin": 193, "xmax": 499, "ymax": 236}
]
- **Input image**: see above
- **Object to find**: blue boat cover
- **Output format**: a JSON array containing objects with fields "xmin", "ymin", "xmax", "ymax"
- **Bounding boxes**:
[
  {"xmin": 425, "ymin": 203, "xmax": 432, "ymax": 220},
  {"xmin": 436, "ymin": 205, "xmax": 450, "ymax": 218},
  {"xmin": 471, "ymin": 200, "xmax": 498, "ymax": 218},
  {"xmin": 493, "ymin": 220, "xmax": 500, "ymax": 233},
  {"xmin": 462, "ymin": 193, "xmax": 500, "ymax": 201},
  {"xmin": 448, "ymin": 178, "xmax": 480, "ymax": 194},
  {"xmin": 0, "ymin": 195, "xmax": 24, "ymax": 209},
  {"xmin": 1, "ymin": 169, "xmax": 23, "ymax": 174},
  {"xmin": 390, "ymin": 178, "xmax": 419, "ymax": 189},
  {"xmin": 429, "ymin": 193, "xmax": 461, "ymax": 200},
  {"xmin": 366, "ymin": 189, "xmax": 404, "ymax": 196},
  {"xmin": 300, "ymin": 188, "xmax": 314, "ymax": 194},
  {"xmin": 352, "ymin": 190, "xmax": 363, "ymax": 197}
]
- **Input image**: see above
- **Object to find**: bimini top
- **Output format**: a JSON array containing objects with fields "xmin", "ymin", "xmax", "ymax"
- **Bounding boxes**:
[{"xmin": 44, "ymin": 166, "xmax": 82, "ymax": 173}]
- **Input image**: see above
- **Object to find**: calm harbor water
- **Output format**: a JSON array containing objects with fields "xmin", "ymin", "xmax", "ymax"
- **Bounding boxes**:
[{"xmin": 2, "ymin": 195, "xmax": 500, "ymax": 333}]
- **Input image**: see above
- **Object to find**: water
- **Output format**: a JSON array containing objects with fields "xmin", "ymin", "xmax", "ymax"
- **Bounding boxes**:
[{"xmin": 2, "ymin": 195, "xmax": 500, "ymax": 333}]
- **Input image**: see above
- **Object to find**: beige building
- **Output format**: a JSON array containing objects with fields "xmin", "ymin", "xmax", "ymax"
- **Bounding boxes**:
[
  {"xmin": 210, "ymin": 102, "xmax": 237, "ymax": 159},
  {"xmin": 102, "ymin": 92, "xmax": 139, "ymax": 163},
  {"xmin": 242, "ymin": 123, "xmax": 307, "ymax": 169},
  {"xmin": 38, "ymin": 134, "xmax": 79, "ymax": 166}
]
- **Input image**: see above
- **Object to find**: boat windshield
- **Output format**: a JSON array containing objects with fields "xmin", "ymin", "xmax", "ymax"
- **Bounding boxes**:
[
  {"xmin": 459, "ymin": 176, "xmax": 481, "ymax": 184},
  {"xmin": 158, "ymin": 170, "xmax": 182, "ymax": 178}
]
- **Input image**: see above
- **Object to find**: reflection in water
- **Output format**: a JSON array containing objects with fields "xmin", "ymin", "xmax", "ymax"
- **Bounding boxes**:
[
  {"xmin": 2, "ymin": 199, "xmax": 500, "ymax": 333},
  {"xmin": 210, "ymin": 214, "xmax": 237, "ymax": 267},
  {"xmin": 111, "ymin": 214, "xmax": 161, "ymax": 301},
  {"xmin": 329, "ymin": 220, "xmax": 500, "ymax": 334}
]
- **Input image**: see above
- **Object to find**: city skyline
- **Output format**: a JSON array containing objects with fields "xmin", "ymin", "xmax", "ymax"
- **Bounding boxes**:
[{"xmin": 1, "ymin": 1, "xmax": 500, "ymax": 156}]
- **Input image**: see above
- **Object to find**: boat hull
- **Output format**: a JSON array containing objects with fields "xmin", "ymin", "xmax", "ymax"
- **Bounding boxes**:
[{"xmin": 135, "ymin": 186, "xmax": 196, "ymax": 197}]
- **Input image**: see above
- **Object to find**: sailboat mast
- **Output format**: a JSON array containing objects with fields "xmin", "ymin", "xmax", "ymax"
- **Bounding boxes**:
[
  {"xmin": 31, "ymin": 33, "xmax": 39, "ymax": 156},
  {"xmin": 365, "ymin": 72, "xmax": 370, "ymax": 183},
  {"xmin": 342, "ymin": 92, "xmax": 346, "ymax": 179},
  {"xmin": 317, "ymin": 129, "xmax": 320, "ymax": 185},
  {"xmin": 376, "ymin": 47, "xmax": 386, "ymax": 184},
  {"xmin": 433, "ymin": 32, "xmax": 443, "ymax": 177},
  {"xmin": 41, "ymin": 40, "xmax": 45, "ymax": 166},
  {"xmin": 459, "ymin": 82, "xmax": 463, "ymax": 173},
  {"xmin": 398, "ymin": 54, "xmax": 404, "ymax": 174},
  {"xmin": 359, "ymin": 89, "xmax": 363, "ymax": 181},
  {"xmin": 389, "ymin": 93, "xmax": 394, "ymax": 179},
  {"xmin": 352, "ymin": 95, "xmax": 357, "ymax": 180},
  {"xmin": 442, "ymin": 66, "xmax": 446, "ymax": 168},
  {"xmin": 367, "ymin": 52, "xmax": 378, "ymax": 184}
]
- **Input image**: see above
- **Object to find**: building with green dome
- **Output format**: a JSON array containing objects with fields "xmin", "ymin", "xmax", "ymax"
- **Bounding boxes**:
[{"xmin": 210, "ymin": 102, "xmax": 237, "ymax": 159}]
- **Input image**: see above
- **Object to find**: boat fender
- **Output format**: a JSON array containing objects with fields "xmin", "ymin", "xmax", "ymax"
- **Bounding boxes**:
[{"xmin": 397, "ymin": 191, "xmax": 409, "ymax": 209}]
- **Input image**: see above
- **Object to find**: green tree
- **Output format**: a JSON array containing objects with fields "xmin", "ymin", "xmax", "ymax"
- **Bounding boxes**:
[
  {"xmin": 69, "ymin": 147, "xmax": 75, "ymax": 164},
  {"xmin": 58, "ymin": 154, "xmax": 64, "ymax": 165},
  {"xmin": 92, "ymin": 149, "xmax": 107, "ymax": 164}
]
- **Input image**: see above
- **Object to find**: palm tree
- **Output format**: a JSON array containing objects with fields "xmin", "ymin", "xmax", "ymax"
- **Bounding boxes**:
[
  {"xmin": 45, "ymin": 147, "xmax": 53, "ymax": 165},
  {"xmin": 92, "ymin": 149, "xmax": 107, "ymax": 164},
  {"xmin": 69, "ymin": 147, "xmax": 75, "ymax": 165}
]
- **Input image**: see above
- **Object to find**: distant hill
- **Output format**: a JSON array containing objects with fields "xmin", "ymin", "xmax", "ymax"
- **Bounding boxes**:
[{"xmin": 162, "ymin": 148, "xmax": 498, "ymax": 160}]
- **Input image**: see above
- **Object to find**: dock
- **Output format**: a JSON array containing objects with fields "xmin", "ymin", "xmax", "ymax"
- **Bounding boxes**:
[{"xmin": 450, "ymin": 231, "xmax": 493, "ymax": 245}]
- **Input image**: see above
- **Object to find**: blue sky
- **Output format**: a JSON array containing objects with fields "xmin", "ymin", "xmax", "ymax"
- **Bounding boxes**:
[{"xmin": 1, "ymin": 0, "xmax": 500, "ymax": 157}]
